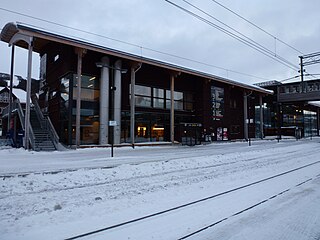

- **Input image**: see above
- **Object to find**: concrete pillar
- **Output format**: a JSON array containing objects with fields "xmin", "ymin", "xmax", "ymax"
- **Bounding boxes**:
[
  {"xmin": 113, "ymin": 60, "xmax": 122, "ymax": 144},
  {"xmin": 24, "ymin": 39, "xmax": 33, "ymax": 150},
  {"xmin": 170, "ymin": 75, "xmax": 175, "ymax": 144},
  {"xmin": 259, "ymin": 95, "xmax": 264, "ymax": 139},
  {"xmin": 243, "ymin": 92, "xmax": 248, "ymax": 141},
  {"xmin": 99, "ymin": 56, "xmax": 110, "ymax": 145},
  {"xmin": 130, "ymin": 67, "xmax": 136, "ymax": 147}
]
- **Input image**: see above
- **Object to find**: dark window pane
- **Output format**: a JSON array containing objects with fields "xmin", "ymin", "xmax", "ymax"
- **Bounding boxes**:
[
  {"xmin": 135, "ymin": 85, "xmax": 151, "ymax": 96},
  {"xmin": 153, "ymin": 88, "xmax": 164, "ymax": 98},
  {"xmin": 154, "ymin": 98, "xmax": 164, "ymax": 108}
]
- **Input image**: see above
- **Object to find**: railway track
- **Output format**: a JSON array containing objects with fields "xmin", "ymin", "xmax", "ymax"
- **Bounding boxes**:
[
  {"xmin": 65, "ymin": 160, "xmax": 320, "ymax": 240},
  {"xmin": 178, "ymin": 177, "xmax": 318, "ymax": 239},
  {"xmin": 0, "ymin": 148, "xmax": 304, "ymax": 199},
  {"xmin": 0, "ymin": 147, "xmax": 303, "ymax": 199}
]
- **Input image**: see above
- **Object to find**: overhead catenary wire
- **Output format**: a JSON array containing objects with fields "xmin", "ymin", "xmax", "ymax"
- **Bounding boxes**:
[
  {"xmin": 164, "ymin": 0, "xmax": 299, "ymax": 71},
  {"xmin": 181, "ymin": 0, "xmax": 295, "ymax": 66},
  {"xmin": 0, "ymin": 6, "xmax": 271, "ymax": 81},
  {"xmin": 210, "ymin": 0, "xmax": 304, "ymax": 55},
  {"xmin": 182, "ymin": 0, "xmax": 272, "ymax": 55}
]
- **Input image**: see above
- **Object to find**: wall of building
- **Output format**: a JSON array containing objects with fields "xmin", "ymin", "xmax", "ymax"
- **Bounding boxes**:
[{"xmin": 39, "ymin": 42, "xmax": 263, "ymax": 146}]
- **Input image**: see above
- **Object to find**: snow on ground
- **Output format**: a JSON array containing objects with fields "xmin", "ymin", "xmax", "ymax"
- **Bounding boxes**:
[{"xmin": 0, "ymin": 138, "xmax": 320, "ymax": 239}]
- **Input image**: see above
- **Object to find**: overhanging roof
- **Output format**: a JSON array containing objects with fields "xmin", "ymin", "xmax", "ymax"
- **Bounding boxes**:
[{"xmin": 1, "ymin": 22, "xmax": 272, "ymax": 95}]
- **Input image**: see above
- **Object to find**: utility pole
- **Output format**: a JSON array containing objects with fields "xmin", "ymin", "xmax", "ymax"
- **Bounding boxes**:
[{"xmin": 299, "ymin": 56, "xmax": 304, "ymax": 92}]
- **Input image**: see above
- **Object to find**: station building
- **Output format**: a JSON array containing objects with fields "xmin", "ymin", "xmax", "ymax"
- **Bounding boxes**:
[
  {"xmin": 256, "ymin": 80, "xmax": 320, "ymax": 138},
  {"xmin": 1, "ymin": 22, "xmax": 274, "ymax": 149}
]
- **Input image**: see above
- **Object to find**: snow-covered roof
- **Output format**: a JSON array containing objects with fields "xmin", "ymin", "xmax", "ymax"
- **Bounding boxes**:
[
  {"xmin": 1, "ymin": 22, "xmax": 272, "ymax": 95},
  {"xmin": 308, "ymin": 101, "xmax": 320, "ymax": 108}
]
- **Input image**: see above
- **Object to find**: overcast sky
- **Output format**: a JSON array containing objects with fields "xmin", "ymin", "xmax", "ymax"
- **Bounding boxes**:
[{"xmin": 1, "ymin": 0, "xmax": 320, "ymax": 85}]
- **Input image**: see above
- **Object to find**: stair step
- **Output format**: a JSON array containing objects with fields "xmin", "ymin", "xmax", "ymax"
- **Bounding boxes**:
[{"xmin": 29, "ymin": 108, "xmax": 57, "ymax": 151}]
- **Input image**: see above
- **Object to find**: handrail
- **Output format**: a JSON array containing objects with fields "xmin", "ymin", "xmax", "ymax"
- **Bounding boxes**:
[
  {"xmin": 47, "ymin": 116, "xmax": 60, "ymax": 144},
  {"xmin": 31, "ymin": 95, "xmax": 60, "ymax": 149},
  {"xmin": 15, "ymin": 99, "xmax": 25, "ymax": 128},
  {"xmin": 11, "ymin": 98, "xmax": 35, "ymax": 149}
]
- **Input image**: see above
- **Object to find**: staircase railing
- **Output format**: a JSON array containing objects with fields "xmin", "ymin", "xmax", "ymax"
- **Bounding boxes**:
[
  {"xmin": 31, "ymin": 95, "xmax": 60, "ymax": 150},
  {"xmin": 4, "ymin": 99, "xmax": 36, "ymax": 149}
]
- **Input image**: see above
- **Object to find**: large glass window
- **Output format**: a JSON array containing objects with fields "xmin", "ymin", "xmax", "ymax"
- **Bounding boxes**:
[
  {"xmin": 133, "ymin": 85, "xmax": 152, "ymax": 107},
  {"xmin": 304, "ymin": 110, "xmax": 317, "ymax": 137},
  {"xmin": 59, "ymin": 73, "xmax": 100, "ymax": 145},
  {"xmin": 121, "ymin": 111, "xmax": 169, "ymax": 143},
  {"xmin": 184, "ymin": 92, "xmax": 194, "ymax": 111},
  {"xmin": 166, "ymin": 90, "xmax": 184, "ymax": 110},
  {"xmin": 153, "ymin": 88, "xmax": 164, "ymax": 108},
  {"xmin": 130, "ymin": 84, "xmax": 194, "ymax": 111}
]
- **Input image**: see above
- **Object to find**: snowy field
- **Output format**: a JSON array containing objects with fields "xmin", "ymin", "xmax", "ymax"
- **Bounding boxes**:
[{"xmin": 1, "ymin": 138, "xmax": 320, "ymax": 240}]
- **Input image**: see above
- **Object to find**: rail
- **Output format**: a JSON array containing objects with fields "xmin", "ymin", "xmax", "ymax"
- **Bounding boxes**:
[
  {"xmin": 31, "ymin": 95, "xmax": 60, "ymax": 149},
  {"xmin": 64, "ymin": 160, "xmax": 320, "ymax": 240},
  {"xmin": 4, "ymin": 98, "xmax": 36, "ymax": 149}
]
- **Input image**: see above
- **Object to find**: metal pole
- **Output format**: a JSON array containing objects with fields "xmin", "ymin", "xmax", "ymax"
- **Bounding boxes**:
[
  {"xmin": 75, "ymin": 49, "xmax": 83, "ymax": 147},
  {"xmin": 310, "ymin": 112, "xmax": 312, "ymax": 140},
  {"xmin": 130, "ymin": 67, "xmax": 135, "ymax": 148},
  {"xmin": 276, "ymin": 84, "xmax": 281, "ymax": 141},
  {"xmin": 243, "ymin": 91, "xmax": 248, "ymax": 141},
  {"xmin": 299, "ymin": 56, "xmax": 304, "ymax": 92},
  {"xmin": 170, "ymin": 75, "xmax": 175, "ymax": 144},
  {"xmin": 8, "ymin": 45, "xmax": 15, "ymax": 132},
  {"xmin": 248, "ymin": 96, "xmax": 251, "ymax": 146},
  {"xmin": 317, "ymin": 108, "xmax": 320, "ymax": 136},
  {"xmin": 110, "ymin": 64, "xmax": 115, "ymax": 157},
  {"xmin": 259, "ymin": 95, "xmax": 264, "ymax": 139},
  {"xmin": 24, "ymin": 38, "xmax": 33, "ymax": 150}
]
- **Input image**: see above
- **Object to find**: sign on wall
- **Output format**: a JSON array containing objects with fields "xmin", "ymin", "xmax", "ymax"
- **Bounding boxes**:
[{"xmin": 211, "ymin": 86, "xmax": 224, "ymax": 120}]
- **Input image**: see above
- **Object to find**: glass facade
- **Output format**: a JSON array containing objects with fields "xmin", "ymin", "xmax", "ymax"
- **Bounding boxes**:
[
  {"xmin": 259, "ymin": 102, "xmax": 318, "ymax": 138},
  {"xmin": 123, "ymin": 84, "xmax": 196, "ymax": 143},
  {"xmin": 303, "ymin": 110, "xmax": 317, "ymax": 137},
  {"xmin": 121, "ymin": 112, "xmax": 169, "ymax": 143},
  {"xmin": 130, "ymin": 84, "xmax": 194, "ymax": 111},
  {"xmin": 59, "ymin": 73, "xmax": 100, "ymax": 145}
]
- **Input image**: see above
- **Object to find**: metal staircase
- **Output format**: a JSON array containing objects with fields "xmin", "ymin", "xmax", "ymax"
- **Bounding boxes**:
[
  {"xmin": 3, "ymin": 95, "xmax": 62, "ymax": 151},
  {"xmin": 30, "ymin": 108, "xmax": 56, "ymax": 151}
]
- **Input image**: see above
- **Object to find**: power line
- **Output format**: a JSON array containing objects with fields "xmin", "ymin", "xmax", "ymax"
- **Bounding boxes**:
[
  {"xmin": 210, "ymin": 0, "xmax": 304, "ymax": 55},
  {"xmin": 180, "ymin": 0, "xmax": 298, "ymax": 69},
  {"xmin": 23, "ymin": 21, "xmax": 271, "ymax": 81},
  {"xmin": 0, "ymin": 6, "xmax": 272, "ymax": 81},
  {"xmin": 164, "ymin": 0, "xmax": 299, "ymax": 71}
]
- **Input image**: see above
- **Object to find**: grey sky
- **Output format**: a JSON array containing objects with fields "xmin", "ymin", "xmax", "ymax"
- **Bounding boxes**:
[{"xmin": 0, "ymin": 0, "xmax": 320, "ymax": 85}]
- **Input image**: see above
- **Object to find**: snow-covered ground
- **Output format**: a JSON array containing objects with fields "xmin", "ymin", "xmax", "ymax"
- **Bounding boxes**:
[{"xmin": 0, "ymin": 139, "xmax": 320, "ymax": 240}]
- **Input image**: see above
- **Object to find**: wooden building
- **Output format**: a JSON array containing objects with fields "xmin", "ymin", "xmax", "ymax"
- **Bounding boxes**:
[{"xmin": 1, "ymin": 22, "xmax": 272, "ymax": 149}]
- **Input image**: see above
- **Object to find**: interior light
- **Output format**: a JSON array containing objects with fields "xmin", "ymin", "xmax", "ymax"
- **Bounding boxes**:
[
  {"xmin": 153, "ymin": 127, "xmax": 164, "ymax": 131},
  {"xmin": 89, "ymin": 77, "xmax": 96, "ymax": 81}
]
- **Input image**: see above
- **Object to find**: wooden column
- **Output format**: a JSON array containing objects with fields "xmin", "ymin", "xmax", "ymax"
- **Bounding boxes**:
[
  {"xmin": 75, "ymin": 48, "xmax": 86, "ymax": 147},
  {"xmin": 170, "ymin": 74, "xmax": 175, "ymax": 144},
  {"xmin": 24, "ymin": 38, "xmax": 33, "ymax": 150},
  {"xmin": 130, "ymin": 63, "xmax": 142, "ymax": 148}
]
